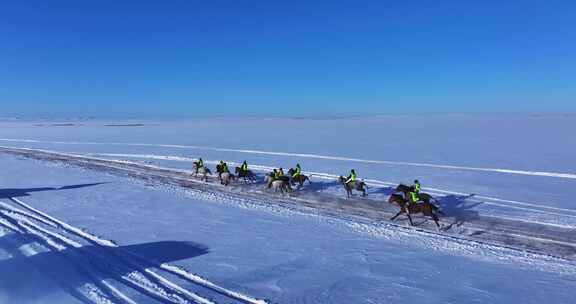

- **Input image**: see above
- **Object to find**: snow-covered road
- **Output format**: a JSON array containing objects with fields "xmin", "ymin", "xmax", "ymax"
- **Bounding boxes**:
[{"xmin": 1, "ymin": 146, "xmax": 575, "ymax": 262}]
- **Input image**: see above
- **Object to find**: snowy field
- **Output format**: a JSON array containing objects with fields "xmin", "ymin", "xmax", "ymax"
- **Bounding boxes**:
[{"xmin": 0, "ymin": 114, "xmax": 575, "ymax": 303}]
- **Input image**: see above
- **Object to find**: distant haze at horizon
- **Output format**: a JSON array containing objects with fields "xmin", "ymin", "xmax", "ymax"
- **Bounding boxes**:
[{"xmin": 1, "ymin": 0, "xmax": 575, "ymax": 118}]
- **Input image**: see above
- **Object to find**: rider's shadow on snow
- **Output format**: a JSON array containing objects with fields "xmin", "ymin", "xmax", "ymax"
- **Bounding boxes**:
[
  {"xmin": 0, "ymin": 182, "xmax": 109, "ymax": 199},
  {"xmin": 437, "ymin": 194, "xmax": 483, "ymax": 228},
  {"xmin": 369, "ymin": 186, "xmax": 396, "ymax": 196},
  {"xmin": 306, "ymin": 180, "xmax": 340, "ymax": 193},
  {"xmin": 0, "ymin": 233, "xmax": 209, "ymax": 304}
]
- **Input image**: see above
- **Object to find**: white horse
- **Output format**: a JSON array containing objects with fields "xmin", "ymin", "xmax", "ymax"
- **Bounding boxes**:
[
  {"xmin": 220, "ymin": 172, "xmax": 234, "ymax": 186},
  {"xmin": 194, "ymin": 166, "xmax": 212, "ymax": 182},
  {"xmin": 265, "ymin": 174, "xmax": 292, "ymax": 194}
]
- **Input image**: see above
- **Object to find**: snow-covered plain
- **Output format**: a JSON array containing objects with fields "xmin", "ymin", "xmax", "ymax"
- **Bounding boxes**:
[{"xmin": 0, "ymin": 115, "xmax": 575, "ymax": 303}]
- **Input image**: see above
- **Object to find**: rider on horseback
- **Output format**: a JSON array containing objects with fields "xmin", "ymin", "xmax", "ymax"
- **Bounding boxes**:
[
  {"xmin": 345, "ymin": 169, "xmax": 357, "ymax": 187},
  {"xmin": 241, "ymin": 160, "xmax": 249, "ymax": 173},
  {"xmin": 413, "ymin": 179, "xmax": 421, "ymax": 193},
  {"xmin": 194, "ymin": 158, "xmax": 204, "ymax": 174},
  {"xmin": 221, "ymin": 161, "xmax": 229, "ymax": 173},
  {"xmin": 408, "ymin": 179, "xmax": 421, "ymax": 205},
  {"xmin": 292, "ymin": 164, "xmax": 302, "ymax": 178},
  {"xmin": 276, "ymin": 168, "xmax": 285, "ymax": 179}
]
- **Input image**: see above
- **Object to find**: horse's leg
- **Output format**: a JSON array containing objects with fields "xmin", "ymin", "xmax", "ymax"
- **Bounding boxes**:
[
  {"xmin": 433, "ymin": 214, "xmax": 440, "ymax": 228},
  {"xmin": 404, "ymin": 206, "xmax": 415, "ymax": 225},
  {"xmin": 390, "ymin": 210, "xmax": 403, "ymax": 221},
  {"xmin": 406, "ymin": 213, "xmax": 414, "ymax": 226},
  {"xmin": 430, "ymin": 209, "xmax": 441, "ymax": 228}
]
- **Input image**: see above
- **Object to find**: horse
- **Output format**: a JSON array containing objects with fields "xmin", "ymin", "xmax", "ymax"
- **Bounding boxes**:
[
  {"xmin": 193, "ymin": 165, "xmax": 212, "ymax": 182},
  {"xmin": 265, "ymin": 173, "xmax": 292, "ymax": 194},
  {"xmin": 216, "ymin": 164, "xmax": 224, "ymax": 181},
  {"xmin": 235, "ymin": 166, "xmax": 257, "ymax": 183},
  {"xmin": 388, "ymin": 193, "xmax": 443, "ymax": 229},
  {"xmin": 220, "ymin": 171, "xmax": 234, "ymax": 186},
  {"xmin": 287, "ymin": 168, "xmax": 312, "ymax": 187},
  {"xmin": 338, "ymin": 176, "xmax": 367, "ymax": 198}
]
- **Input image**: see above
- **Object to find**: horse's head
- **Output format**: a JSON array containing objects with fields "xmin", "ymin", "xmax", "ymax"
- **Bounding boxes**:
[
  {"xmin": 388, "ymin": 193, "xmax": 405, "ymax": 206},
  {"xmin": 338, "ymin": 176, "xmax": 345, "ymax": 183},
  {"xmin": 395, "ymin": 184, "xmax": 411, "ymax": 194},
  {"xmin": 288, "ymin": 168, "xmax": 295, "ymax": 175}
]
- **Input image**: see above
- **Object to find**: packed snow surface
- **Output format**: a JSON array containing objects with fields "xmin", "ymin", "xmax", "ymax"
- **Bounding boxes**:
[{"xmin": 0, "ymin": 115, "xmax": 575, "ymax": 303}]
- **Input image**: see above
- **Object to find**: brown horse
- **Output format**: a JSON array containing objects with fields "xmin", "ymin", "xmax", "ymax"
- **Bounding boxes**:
[
  {"xmin": 235, "ymin": 166, "xmax": 257, "ymax": 183},
  {"xmin": 288, "ymin": 168, "xmax": 312, "ymax": 187},
  {"xmin": 216, "ymin": 164, "xmax": 224, "ymax": 181},
  {"xmin": 338, "ymin": 176, "xmax": 367, "ymax": 198},
  {"xmin": 388, "ymin": 193, "xmax": 443, "ymax": 229}
]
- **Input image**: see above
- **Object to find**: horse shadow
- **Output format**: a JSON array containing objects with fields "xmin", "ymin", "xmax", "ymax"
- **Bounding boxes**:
[
  {"xmin": 0, "ymin": 233, "xmax": 209, "ymax": 304},
  {"xmin": 436, "ymin": 194, "xmax": 483, "ymax": 228},
  {"xmin": 0, "ymin": 183, "xmax": 109, "ymax": 200}
]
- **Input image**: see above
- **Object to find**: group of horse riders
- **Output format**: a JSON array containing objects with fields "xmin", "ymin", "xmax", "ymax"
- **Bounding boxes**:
[
  {"xmin": 193, "ymin": 157, "xmax": 438, "ymax": 227},
  {"xmin": 193, "ymin": 158, "xmax": 422, "ymax": 202}
]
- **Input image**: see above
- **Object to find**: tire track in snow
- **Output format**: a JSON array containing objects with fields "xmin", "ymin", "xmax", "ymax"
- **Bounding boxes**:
[
  {"xmin": 1, "ymin": 208, "xmax": 208, "ymax": 304},
  {"xmin": 7, "ymin": 197, "xmax": 268, "ymax": 304},
  {"xmin": 0, "ymin": 209, "xmax": 120, "ymax": 304},
  {"xmin": 1, "ymin": 138, "xmax": 575, "ymax": 179},
  {"xmin": 0, "ymin": 202, "xmax": 217, "ymax": 304}
]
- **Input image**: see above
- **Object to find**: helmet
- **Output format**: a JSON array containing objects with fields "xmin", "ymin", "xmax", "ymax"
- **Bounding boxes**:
[
  {"xmin": 351, "ymin": 169, "xmax": 356, "ymax": 173},
  {"xmin": 414, "ymin": 179, "xmax": 419, "ymax": 183}
]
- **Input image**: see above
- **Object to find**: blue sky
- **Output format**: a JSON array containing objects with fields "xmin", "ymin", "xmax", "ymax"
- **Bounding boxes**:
[{"xmin": 1, "ymin": 0, "xmax": 575, "ymax": 118}]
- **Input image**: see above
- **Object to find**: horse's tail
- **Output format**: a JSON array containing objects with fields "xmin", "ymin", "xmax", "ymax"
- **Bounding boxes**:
[{"xmin": 429, "ymin": 203, "xmax": 444, "ymax": 215}]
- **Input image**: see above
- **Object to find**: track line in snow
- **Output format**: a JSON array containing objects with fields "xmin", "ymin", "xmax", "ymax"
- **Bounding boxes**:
[
  {"xmin": 1, "ymin": 138, "xmax": 575, "ymax": 179},
  {"xmin": 0, "ymin": 209, "xmax": 121, "ymax": 304},
  {"xmin": 0, "ymin": 202, "xmax": 216, "ymax": 304},
  {"xmin": 7, "ymin": 197, "xmax": 268, "ymax": 304}
]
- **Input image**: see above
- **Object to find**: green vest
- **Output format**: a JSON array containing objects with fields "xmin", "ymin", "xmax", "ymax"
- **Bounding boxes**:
[
  {"xmin": 294, "ymin": 166, "xmax": 301, "ymax": 176},
  {"xmin": 414, "ymin": 183, "xmax": 421, "ymax": 193},
  {"xmin": 410, "ymin": 192, "xmax": 419, "ymax": 203}
]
